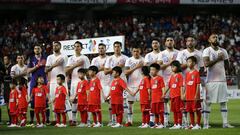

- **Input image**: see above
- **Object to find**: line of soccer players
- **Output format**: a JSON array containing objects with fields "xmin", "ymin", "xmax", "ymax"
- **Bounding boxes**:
[{"xmin": 5, "ymin": 34, "xmax": 233, "ymax": 129}]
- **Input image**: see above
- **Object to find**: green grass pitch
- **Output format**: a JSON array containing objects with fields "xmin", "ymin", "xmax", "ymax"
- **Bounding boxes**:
[{"xmin": 0, "ymin": 100, "xmax": 240, "ymax": 135}]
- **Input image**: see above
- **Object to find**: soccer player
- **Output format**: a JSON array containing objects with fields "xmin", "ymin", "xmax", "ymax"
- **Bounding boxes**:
[
  {"xmin": 144, "ymin": 39, "xmax": 161, "ymax": 126},
  {"xmin": 71, "ymin": 68, "xmax": 89, "ymax": 127},
  {"xmin": 31, "ymin": 76, "xmax": 50, "ymax": 128},
  {"xmin": 124, "ymin": 45, "xmax": 144, "ymax": 126},
  {"xmin": 3, "ymin": 55, "xmax": 14, "ymax": 125},
  {"xmin": 144, "ymin": 39, "xmax": 161, "ymax": 66},
  {"xmin": 176, "ymin": 36, "xmax": 204, "ymax": 75},
  {"xmin": 176, "ymin": 36, "xmax": 204, "ymax": 127},
  {"xmin": 88, "ymin": 66, "xmax": 104, "ymax": 128},
  {"xmin": 133, "ymin": 66, "xmax": 151, "ymax": 128},
  {"xmin": 149, "ymin": 63, "xmax": 165, "ymax": 129},
  {"xmin": 16, "ymin": 77, "xmax": 28, "ymax": 127},
  {"xmin": 106, "ymin": 66, "xmax": 134, "ymax": 128},
  {"xmin": 45, "ymin": 41, "xmax": 71, "ymax": 124},
  {"xmin": 91, "ymin": 43, "xmax": 112, "ymax": 126},
  {"xmin": 65, "ymin": 41, "xmax": 90, "ymax": 125},
  {"xmin": 168, "ymin": 60, "xmax": 184, "ymax": 129},
  {"xmin": 53, "ymin": 74, "xmax": 67, "ymax": 128},
  {"xmin": 185, "ymin": 56, "xmax": 202, "ymax": 130},
  {"xmin": 10, "ymin": 54, "xmax": 28, "ymax": 80},
  {"xmin": 202, "ymin": 34, "xmax": 234, "ymax": 129},
  {"xmin": 157, "ymin": 37, "xmax": 179, "ymax": 126},
  {"xmin": 104, "ymin": 41, "xmax": 128, "ymax": 126},
  {"xmin": 8, "ymin": 79, "xmax": 18, "ymax": 128},
  {"xmin": 27, "ymin": 44, "xmax": 48, "ymax": 125}
]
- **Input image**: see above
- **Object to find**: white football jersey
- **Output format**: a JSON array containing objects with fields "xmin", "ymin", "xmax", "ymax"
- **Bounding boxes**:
[
  {"xmin": 67, "ymin": 54, "xmax": 90, "ymax": 84},
  {"xmin": 157, "ymin": 49, "xmax": 179, "ymax": 84},
  {"xmin": 10, "ymin": 64, "xmax": 28, "ymax": 80},
  {"xmin": 91, "ymin": 55, "xmax": 111, "ymax": 86},
  {"xmin": 105, "ymin": 54, "xmax": 128, "ymax": 82},
  {"xmin": 176, "ymin": 49, "xmax": 203, "ymax": 74},
  {"xmin": 125, "ymin": 56, "xmax": 144, "ymax": 87},
  {"xmin": 144, "ymin": 51, "xmax": 160, "ymax": 65},
  {"xmin": 202, "ymin": 46, "xmax": 228, "ymax": 83},
  {"xmin": 46, "ymin": 53, "xmax": 68, "ymax": 83}
]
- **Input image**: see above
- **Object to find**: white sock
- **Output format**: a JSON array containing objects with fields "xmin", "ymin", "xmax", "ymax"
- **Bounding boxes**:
[
  {"xmin": 164, "ymin": 102, "xmax": 169, "ymax": 125},
  {"xmin": 87, "ymin": 112, "xmax": 92, "ymax": 124},
  {"xmin": 127, "ymin": 103, "xmax": 133, "ymax": 123},
  {"xmin": 72, "ymin": 103, "xmax": 77, "ymax": 122},
  {"xmin": 203, "ymin": 102, "xmax": 211, "ymax": 126},
  {"xmin": 123, "ymin": 100, "xmax": 128, "ymax": 123},
  {"xmin": 182, "ymin": 111, "xmax": 188, "ymax": 126},
  {"xmin": 67, "ymin": 111, "xmax": 72, "ymax": 121},
  {"xmin": 150, "ymin": 113, "xmax": 155, "ymax": 122},
  {"xmin": 220, "ymin": 102, "xmax": 228, "ymax": 125}
]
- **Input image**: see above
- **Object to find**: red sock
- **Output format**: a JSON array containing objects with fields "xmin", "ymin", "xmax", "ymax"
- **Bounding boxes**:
[
  {"xmin": 190, "ymin": 112, "xmax": 195, "ymax": 125},
  {"xmin": 117, "ymin": 113, "xmax": 123, "ymax": 124},
  {"xmin": 80, "ymin": 111, "xmax": 84, "ymax": 123},
  {"xmin": 84, "ymin": 111, "xmax": 88, "ymax": 124},
  {"xmin": 36, "ymin": 113, "xmax": 40, "ymax": 124},
  {"xmin": 160, "ymin": 113, "xmax": 164, "ymax": 125},
  {"xmin": 173, "ymin": 112, "xmax": 178, "ymax": 125},
  {"xmin": 62, "ymin": 113, "xmax": 66, "ymax": 125},
  {"xmin": 41, "ymin": 111, "xmax": 46, "ymax": 124},
  {"xmin": 97, "ymin": 111, "xmax": 102, "ymax": 124},
  {"xmin": 142, "ymin": 113, "xmax": 145, "ymax": 124},
  {"xmin": 178, "ymin": 112, "xmax": 182, "ymax": 125},
  {"xmin": 146, "ymin": 112, "xmax": 150, "ymax": 124},
  {"xmin": 56, "ymin": 113, "xmax": 60, "ymax": 124},
  {"xmin": 92, "ymin": 112, "xmax": 97, "ymax": 123},
  {"xmin": 154, "ymin": 114, "xmax": 159, "ymax": 124},
  {"xmin": 196, "ymin": 110, "xmax": 201, "ymax": 125}
]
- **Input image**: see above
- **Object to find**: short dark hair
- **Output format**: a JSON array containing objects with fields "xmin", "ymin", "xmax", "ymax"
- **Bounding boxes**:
[
  {"xmin": 34, "ymin": 44, "xmax": 42, "ymax": 48},
  {"xmin": 171, "ymin": 60, "xmax": 182, "ymax": 73},
  {"xmin": 113, "ymin": 41, "xmax": 122, "ymax": 47},
  {"xmin": 187, "ymin": 56, "xmax": 197, "ymax": 63},
  {"xmin": 112, "ymin": 66, "xmax": 122, "ymax": 75},
  {"xmin": 98, "ymin": 43, "xmax": 106, "ymax": 48},
  {"xmin": 142, "ymin": 66, "xmax": 150, "ymax": 76},
  {"xmin": 78, "ymin": 68, "xmax": 87, "ymax": 74},
  {"xmin": 10, "ymin": 79, "xmax": 17, "ymax": 85},
  {"xmin": 132, "ymin": 44, "xmax": 141, "ymax": 49},
  {"xmin": 53, "ymin": 41, "xmax": 61, "ymax": 46},
  {"xmin": 18, "ymin": 77, "xmax": 27, "ymax": 86},
  {"xmin": 57, "ymin": 74, "xmax": 65, "ymax": 80},
  {"xmin": 150, "ymin": 63, "xmax": 160, "ymax": 71},
  {"xmin": 152, "ymin": 38, "xmax": 160, "ymax": 43},
  {"xmin": 88, "ymin": 66, "xmax": 99, "ymax": 74},
  {"xmin": 74, "ymin": 41, "xmax": 83, "ymax": 48}
]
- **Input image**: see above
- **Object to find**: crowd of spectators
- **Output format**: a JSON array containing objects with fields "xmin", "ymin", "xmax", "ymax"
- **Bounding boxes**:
[{"xmin": 0, "ymin": 14, "xmax": 239, "ymax": 76}]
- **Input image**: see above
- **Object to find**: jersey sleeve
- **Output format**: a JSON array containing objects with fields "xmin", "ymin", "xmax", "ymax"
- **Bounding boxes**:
[
  {"xmin": 195, "ymin": 71, "xmax": 201, "ymax": 84},
  {"xmin": 222, "ymin": 49, "xmax": 229, "ymax": 60},
  {"xmin": 125, "ymin": 58, "xmax": 131, "ymax": 68},
  {"xmin": 45, "ymin": 56, "xmax": 51, "ymax": 67},
  {"xmin": 63, "ymin": 55, "xmax": 69, "ymax": 67},
  {"xmin": 202, "ymin": 48, "xmax": 210, "ymax": 58},
  {"xmin": 120, "ymin": 79, "xmax": 127, "ymax": 90},
  {"xmin": 145, "ymin": 78, "xmax": 151, "ymax": 89},
  {"xmin": 66, "ymin": 56, "xmax": 73, "ymax": 67},
  {"xmin": 84, "ymin": 56, "xmax": 90, "ymax": 69},
  {"xmin": 176, "ymin": 51, "xmax": 183, "ymax": 64},
  {"xmin": 27, "ymin": 57, "xmax": 34, "ymax": 68},
  {"xmin": 10, "ymin": 66, "xmax": 16, "ymax": 77},
  {"xmin": 179, "ymin": 74, "xmax": 184, "ymax": 87},
  {"xmin": 157, "ymin": 52, "xmax": 163, "ymax": 61},
  {"xmin": 97, "ymin": 79, "xmax": 102, "ymax": 90},
  {"xmin": 104, "ymin": 57, "xmax": 111, "ymax": 68},
  {"xmin": 91, "ymin": 57, "xmax": 97, "ymax": 67}
]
